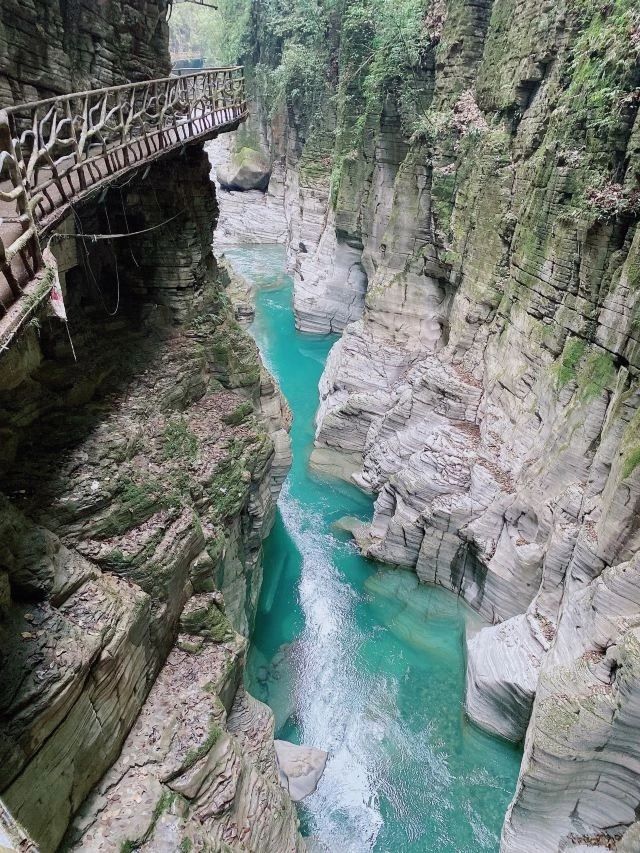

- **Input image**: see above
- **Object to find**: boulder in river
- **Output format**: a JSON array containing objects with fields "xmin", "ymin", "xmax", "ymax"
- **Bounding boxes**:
[
  {"xmin": 217, "ymin": 147, "xmax": 271, "ymax": 191},
  {"xmin": 274, "ymin": 740, "xmax": 328, "ymax": 801}
]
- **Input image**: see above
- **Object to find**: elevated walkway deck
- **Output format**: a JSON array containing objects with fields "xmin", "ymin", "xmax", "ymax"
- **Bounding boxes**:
[{"xmin": 0, "ymin": 67, "xmax": 247, "ymax": 340}]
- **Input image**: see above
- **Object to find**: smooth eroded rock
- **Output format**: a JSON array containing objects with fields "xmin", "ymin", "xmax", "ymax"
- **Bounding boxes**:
[
  {"xmin": 465, "ymin": 614, "xmax": 544, "ymax": 742},
  {"xmin": 274, "ymin": 740, "xmax": 328, "ymax": 801},
  {"xmin": 217, "ymin": 147, "xmax": 272, "ymax": 192}
]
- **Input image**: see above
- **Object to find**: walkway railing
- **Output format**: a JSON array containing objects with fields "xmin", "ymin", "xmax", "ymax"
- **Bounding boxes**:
[{"xmin": 0, "ymin": 67, "xmax": 247, "ymax": 311}]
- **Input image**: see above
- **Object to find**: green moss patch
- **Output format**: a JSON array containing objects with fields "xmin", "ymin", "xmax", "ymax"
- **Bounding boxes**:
[
  {"xmin": 183, "ymin": 724, "xmax": 224, "ymax": 771},
  {"xmin": 554, "ymin": 337, "xmax": 587, "ymax": 388},
  {"xmin": 163, "ymin": 418, "xmax": 199, "ymax": 462},
  {"xmin": 221, "ymin": 400, "xmax": 254, "ymax": 426},
  {"xmin": 577, "ymin": 351, "xmax": 616, "ymax": 401},
  {"xmin": 208, "ymin": 451, "xmax": 251, "ymax": 521}
]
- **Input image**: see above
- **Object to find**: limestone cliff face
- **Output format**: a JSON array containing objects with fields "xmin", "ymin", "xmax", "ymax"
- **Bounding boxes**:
[
  {"xmin": 0, "ymin": 0, "xmax": 171, "ymax": 104},
  {"xmin": 0, "ymin": 5, "xmax": 302, "ymax": 850},
  {"xmin": 206, "ymin": 134, "xmax": 289, "ymax": 247},
  {"xmin": 0, "ymin": 144, "xmax": 300, "ymax": 853},
  {"xmin": 243, "ymin": 0, "xmax": 640, "ymax": 849}
]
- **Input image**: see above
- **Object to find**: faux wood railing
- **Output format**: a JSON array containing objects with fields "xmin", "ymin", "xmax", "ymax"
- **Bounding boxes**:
[
  {"xmin": 0, "ymin": 67, "xmax": 247, "ymax": 313},
  {"xmin": 168, "ymin": 0, "xmax": 219, "ymax": 13}
]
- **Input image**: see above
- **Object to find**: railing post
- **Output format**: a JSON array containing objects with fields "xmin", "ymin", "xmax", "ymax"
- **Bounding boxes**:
[
  {"xmin": 206, "ymin": 71, "xmax": 214, "ymax": 129},
  {"xmin": 0, "ymin": 109, "xmax": 42, "ymax": 300}
]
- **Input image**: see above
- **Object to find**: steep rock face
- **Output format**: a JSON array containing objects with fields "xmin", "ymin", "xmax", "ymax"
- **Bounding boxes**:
[
  {"xmin": 0, "ymin": 146, "xmax": 298, "ymax": 852},
  {"xmin": 0, "ymin": 0, "xmax": 170, "ymax": 104},
  {"xmin": 65, "ymin": 646, "xmax": 304, "ymax": 852},
  {"xmin": 503, "ymin": 554, "xmax": 640, "ymax": 852},
  {"xmin": 242, "ymin": 0, "xmax": 640, "ymax": 849},
  {"xmin": 292, "ymin": 100, "xmax": 412, "ymax": 335},
  {"xmin": 207, "ymin": 134, "xmax": 289, "ymax": 247},
  {"xmin": 0, "ymin": 5, "xmax": 302, "ymax": 850}
]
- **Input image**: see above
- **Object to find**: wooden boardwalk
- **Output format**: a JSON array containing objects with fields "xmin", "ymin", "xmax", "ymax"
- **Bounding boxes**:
[{"xmin": 0, "ymin": 67, "xmax": 247, "ymax": 323}]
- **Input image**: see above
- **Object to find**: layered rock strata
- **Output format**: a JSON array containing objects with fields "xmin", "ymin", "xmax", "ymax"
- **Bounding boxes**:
[
  {"xmin": 0, "ymin": 146, "xmax": 299, "ymax": 852},
  {"xmin": 0, "ymin": 0, "xmax": 171, "ymax": 105},
  {"xmin": 242, "ymin": 0, "xmax": 640, "ymax": 849},
  {"xmin": 291, "ymin": 101, "xmax": 409, "ymax": 335},
  {"xmin": 66, "ymin": 647, "xmax": 303, "ymax": 852},
  {"xmin": 207, "ymin": 136, "xmax": 288, "ymax": 247},
  {"xmin": 0, "ymin": 3, "xmax": 304, "ymax": 850}
]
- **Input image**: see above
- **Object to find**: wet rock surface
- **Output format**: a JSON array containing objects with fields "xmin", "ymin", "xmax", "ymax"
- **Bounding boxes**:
[{"xmin": 274, "ymin": 741, "xmax": 328, "ymax": 802}]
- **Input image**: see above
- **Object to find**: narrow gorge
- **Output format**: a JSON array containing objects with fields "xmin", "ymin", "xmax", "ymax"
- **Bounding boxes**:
[{"xmin": 1, "ymin": 0, "xmax": 639, "ymax": 852}]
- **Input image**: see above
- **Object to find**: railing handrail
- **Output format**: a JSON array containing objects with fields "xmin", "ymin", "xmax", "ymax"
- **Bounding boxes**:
[
  {"xmin": 4, "ymin": 67, "xmax": 245, "ymax": 116},
  {"xmin": 0, "ymin": 67, "xmax": 248, "ymax": 321}
]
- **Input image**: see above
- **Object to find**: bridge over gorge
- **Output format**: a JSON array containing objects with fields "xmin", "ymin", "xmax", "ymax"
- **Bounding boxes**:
[{"xmin": 0, "ymin": 67, "xmax": 247, "ymax": 343}]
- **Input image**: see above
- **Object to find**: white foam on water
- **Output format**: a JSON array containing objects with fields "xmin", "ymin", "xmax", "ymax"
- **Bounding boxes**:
[
  {"xmin": 279, "ymin": 482, "xmax": 384, "ymax": 851},
  {"xmin": 231, "ymin": 244, "xmax": 522, "ymax": 852}
]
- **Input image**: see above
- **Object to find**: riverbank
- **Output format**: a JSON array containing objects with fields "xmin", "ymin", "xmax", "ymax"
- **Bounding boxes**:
[{"xmin": 224, "ymin": 244, "xmax": 522, "ymax": 853}]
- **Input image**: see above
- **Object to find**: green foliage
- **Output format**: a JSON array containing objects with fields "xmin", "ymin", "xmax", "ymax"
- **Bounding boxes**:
[
  {"xmin": 183, "ymin": 724, "xmax": 224, "ymax": 770},
  {"xmin": 163, "ymin": 418, "xmax": 199, "ymax": 462},
  {"xmin": 554, "ymin": 336, "xmax": 587, "ymax": 387},
  {"xmin": 233, "ymin": 122, "xmax": 264, "ymax": 152},
  {"xmin": 271, "ymin": 42, "xmax": 328, "ymax": 119},
  {"xmin": 248, "ymin": 0, "xmax": 339, "ymax": 122},
  {"xmin": 169, "ymin": 0, "xmax": 251, "ymax": 66},
  {"xmin": 214, "ymin": 0, "xmax": 436, "ymax": 204},
  {"xmin": 329, "ymin": 0, "xmax": 434, "ymax": 202},
  {"xmin": 352, "ymin": 0, "xmax": 432, "ymax": 125},
  {"xmin": 565, "ymin": 0, "xmax": 640, "ymax": 139},
  {"xmin": 179, "ymin": 840, "xmax": 193, "ymax": 853}
]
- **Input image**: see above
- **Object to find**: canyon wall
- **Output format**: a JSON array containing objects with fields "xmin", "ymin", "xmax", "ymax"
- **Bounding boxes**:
[
  {"xmin": 0, "ymin": 0, "xmax": 171, "ymax": 104},
  {"xmin": 235, "ymin": 0, "xmax": 640, "ymax": 850},
  {"xmin": 0, "ymin": 5, "xmax": 302, "ymax": 851}
]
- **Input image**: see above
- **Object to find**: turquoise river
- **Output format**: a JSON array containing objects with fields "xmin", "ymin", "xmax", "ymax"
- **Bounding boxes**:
[{"xmin": 224, "ymin": 245, "xmax": 522, "ymax": 853}]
